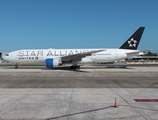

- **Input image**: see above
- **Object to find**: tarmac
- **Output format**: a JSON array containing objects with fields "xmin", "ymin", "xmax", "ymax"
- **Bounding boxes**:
[{"xmin": 0, "ymin": 66, "xmax": 158, "ymax": 120}]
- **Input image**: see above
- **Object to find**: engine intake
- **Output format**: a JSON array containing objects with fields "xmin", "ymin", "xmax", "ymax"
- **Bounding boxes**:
[{"xmin": 45, "ymin": 58, "xmax": 61, "ymax": 68}]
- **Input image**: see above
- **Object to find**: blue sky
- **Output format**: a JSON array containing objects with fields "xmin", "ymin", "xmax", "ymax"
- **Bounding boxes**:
[{"xmin": 0, "ymin": 0, "xmax": 158, "ymax": 52}]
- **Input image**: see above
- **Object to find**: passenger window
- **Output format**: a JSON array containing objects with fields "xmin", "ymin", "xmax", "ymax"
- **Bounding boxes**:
[{"xmin": 6, "ymin": 54, "xmax": 9, "ymax": 56}]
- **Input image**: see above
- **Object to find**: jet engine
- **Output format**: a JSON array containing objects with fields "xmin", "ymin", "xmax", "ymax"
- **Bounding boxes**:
[{"xmin": 45, "ymin": 58, "xmax": 61, "ymax": 68}]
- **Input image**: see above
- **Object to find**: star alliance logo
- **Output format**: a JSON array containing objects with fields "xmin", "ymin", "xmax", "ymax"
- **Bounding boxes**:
[{"xmin": 128, "ymin": 38, "xmax": 137, "ymax": 47}]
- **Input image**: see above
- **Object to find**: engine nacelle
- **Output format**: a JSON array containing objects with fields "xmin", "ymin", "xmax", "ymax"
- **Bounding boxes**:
[{"xmin": 45, "ymin": 58, "xmax": 61, "ymax": 68}]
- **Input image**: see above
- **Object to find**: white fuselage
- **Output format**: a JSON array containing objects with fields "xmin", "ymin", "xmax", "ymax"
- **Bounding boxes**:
[{"xmin": 3, "ymin": 48, "xmax": 140, "ymax": 65}]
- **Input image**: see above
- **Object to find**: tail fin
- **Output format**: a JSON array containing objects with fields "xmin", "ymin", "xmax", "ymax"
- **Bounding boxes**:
[{"xmin": 119, "ymin": 27, "xmax": 145, "ymax": 50}]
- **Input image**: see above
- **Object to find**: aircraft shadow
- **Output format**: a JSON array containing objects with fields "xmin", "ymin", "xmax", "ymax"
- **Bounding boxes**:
[
  {"xmin": 105, "ymin": 66, "xmax": 134, "ymax": 69},
  {"xmin": 42, "ymin": 66, "xmax": 88, "ymax": 72},
  {"xmin": 0, "ymin": 66, "xmax": 88, "ymax": 72}
]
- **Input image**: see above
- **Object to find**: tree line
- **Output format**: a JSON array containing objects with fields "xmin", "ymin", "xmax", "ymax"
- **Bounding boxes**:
[{"xmin": 144, "ymin": 52, "xmax": 158, "ymax": 56}]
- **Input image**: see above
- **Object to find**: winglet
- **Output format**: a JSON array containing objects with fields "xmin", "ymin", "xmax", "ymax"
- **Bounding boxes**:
[{"xmin": 119, "ymin": 27, "xmax": 145, "ymax": 50}]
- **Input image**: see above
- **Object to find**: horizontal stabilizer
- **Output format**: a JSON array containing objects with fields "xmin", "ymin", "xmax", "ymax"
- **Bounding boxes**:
[{"xmin": 126, "ymin": 50, "xmax": 151, "ymax": 58}]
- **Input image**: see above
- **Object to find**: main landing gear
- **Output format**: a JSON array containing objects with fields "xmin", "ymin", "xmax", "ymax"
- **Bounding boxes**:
[
  {"xmin": 70, "ymin": 65, "xmax": 80, "ymax": 70},
  {"xmin": 70, "ymin": 61, "xmax": 80, "ymax": 70}
]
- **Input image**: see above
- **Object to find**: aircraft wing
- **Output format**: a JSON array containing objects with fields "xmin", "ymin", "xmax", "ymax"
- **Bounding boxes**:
[{"xmin": 61, "ymin": 50, "xmax": 104, "ymax": 62}]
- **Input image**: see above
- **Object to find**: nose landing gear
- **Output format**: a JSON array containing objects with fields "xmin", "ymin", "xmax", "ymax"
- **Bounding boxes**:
[{"xmin": 15, "ymin": 63, "xmax": 18, "ymax": 69}]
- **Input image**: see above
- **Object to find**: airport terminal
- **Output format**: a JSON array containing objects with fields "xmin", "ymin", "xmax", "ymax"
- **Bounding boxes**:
[{"xmin": 129, "ymin": 56, "xmax": 158, "ymax": 62}]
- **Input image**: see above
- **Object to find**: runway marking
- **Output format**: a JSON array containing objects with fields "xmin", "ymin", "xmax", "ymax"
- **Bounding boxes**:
[{"xmin": 134, "ymin": 99, "xmax": 158, "ymax": 102}]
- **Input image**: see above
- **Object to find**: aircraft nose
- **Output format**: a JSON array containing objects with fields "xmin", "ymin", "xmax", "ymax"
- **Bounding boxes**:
[
  {"xmin": 2, "ymin": 56, "xmax": 9, "ymax": 62},
  {"xmin": 1, "ymin": 53, "xmax": 13, "ymax": 63},
  {"xmin": 2, "ymin": 56, "xmax": 7, "ymax": 61}
]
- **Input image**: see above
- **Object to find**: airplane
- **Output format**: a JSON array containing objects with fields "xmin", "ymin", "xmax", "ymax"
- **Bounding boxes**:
[{"xmin": 1, "ymin": 27, "xmax": 149, "ymax": 69}]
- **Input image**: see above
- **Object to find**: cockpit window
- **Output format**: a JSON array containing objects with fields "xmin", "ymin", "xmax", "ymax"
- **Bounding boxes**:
[{"xmin": 6, "ymin": 54, "xmax": 9, "ymax": 56}]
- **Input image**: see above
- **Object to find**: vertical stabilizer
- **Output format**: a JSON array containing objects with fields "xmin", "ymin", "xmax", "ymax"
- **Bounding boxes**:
[{"xmin": 119, "ymin": 27, "xmax": 145, "ymax": 50}]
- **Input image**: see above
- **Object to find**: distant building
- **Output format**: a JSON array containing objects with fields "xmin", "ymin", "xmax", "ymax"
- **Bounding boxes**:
[{"xmin": 129, "ymin": 56, "xmax": 158, "ymax": 62}]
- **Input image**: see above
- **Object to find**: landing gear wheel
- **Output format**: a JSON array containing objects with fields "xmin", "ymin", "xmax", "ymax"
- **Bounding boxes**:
[
  {"xmin": 70, "ymin": 65, "xmax": 80, "ymax": 70},
  {"xmin": 70, "ymin": 66, "xmax": 75, "ymax": 70},
  {"xmin": 76, "ymin": 65, "xmax": 80, "ymax": 69}
]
